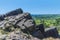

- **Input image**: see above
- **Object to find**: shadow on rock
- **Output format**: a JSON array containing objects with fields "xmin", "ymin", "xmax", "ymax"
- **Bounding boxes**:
[{"xmin": 21, "ymin": 24, "xmax": 60, "ymax": 39}]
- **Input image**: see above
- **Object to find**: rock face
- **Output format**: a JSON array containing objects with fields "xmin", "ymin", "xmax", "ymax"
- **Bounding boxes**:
[
  {"xmin": 31, "ymin": 24, "xmax": 45, "ymax": 39},
  {"xmin": 36, "ymin": 24, "xmax": 45, "ymax": 33},
  {"xmin": 32, "ymin": 30, "xmax": 44, "ymax": 39},
  {"xmin": 0, "ymin": 8, "xmax": 23, "ymax": 21},
  {"xmin": 15, "ymin": 13, "xmax": 35, "ymax": 29},
  {"xmin": 5, "ymin": 8, "xmax": 23, "ymax": 17},
  {"xmin": 4, "ymin": 13, "xmax": 36, "ymax": 32},
  {"xmin": 45, "ymin": 27, "xmax": 59, "ymax": 38}
]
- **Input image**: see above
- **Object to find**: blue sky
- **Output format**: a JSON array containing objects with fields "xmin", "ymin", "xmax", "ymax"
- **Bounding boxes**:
[{"xmin": 0, "ymin": 0, "xmax": 60, "ymax": 15}]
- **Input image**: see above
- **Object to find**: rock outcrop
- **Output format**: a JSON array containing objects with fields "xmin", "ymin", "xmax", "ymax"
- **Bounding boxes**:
[{"xmin": 0, "ymin": 8, "xmax": 59, "ymax": 40}]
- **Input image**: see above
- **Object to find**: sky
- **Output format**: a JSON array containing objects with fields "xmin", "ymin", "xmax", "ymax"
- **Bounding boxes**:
[{"xmin": 0, "ymin": 0, "xmax": 60, "ymax": 15}]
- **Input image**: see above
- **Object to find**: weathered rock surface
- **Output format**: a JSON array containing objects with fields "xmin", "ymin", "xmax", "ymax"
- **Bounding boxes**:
[
  {"xmin": 3, "ymin": 13, "xmax": 36, "ymax": 32},
  {"xmin": 5, "ymin": 8, "xmax": 23, "ymax": 17},
  {"xmin": 44, "ymin": 27, "xmax": 59, "ymax": 38},
  {"xmin": 0, "ymin": 8, "xmax": 23, "ymax": 21},
  {"xmin": 36, "ymin": 24, "xmax": 45, "ymax": 33},
  {"xmin": 32, "ymin": 24, "xmax": 59, "ymax": 39},
  {"xmin": 32, "ymin": 30, "xmax": 44, "ymax": 39}
]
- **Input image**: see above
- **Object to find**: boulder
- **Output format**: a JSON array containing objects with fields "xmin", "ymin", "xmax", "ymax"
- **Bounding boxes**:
[
  {"xmin": 36, "ymin": 24, "xmax": 45, "ymax": 33},
  {"xmin": 0, "ymin": 8, "xmax": 23, "ymax": 21},
  {"xmin": 32, "ymin": 30, "xmax": 44, "ymax": 39},
  {"xmin": 31, "ymin": 24, "xmax": 45, "ymax": 39},
  {"xmin": 2, "ymin": 12, "xmax": 36, "ymax": 32},
  {"xmin": 5, "ymin": 8, "xmax": 23, "ymax": 17},
  {"xmin": 44, "ymin": 27, "xmax": 59, "ymax": 38}
]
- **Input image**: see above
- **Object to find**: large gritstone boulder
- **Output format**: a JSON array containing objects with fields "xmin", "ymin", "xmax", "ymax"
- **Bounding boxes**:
[
  {"xmin": 44, "ymin": 27, "xmax": 59, "ymax": 38},
  {"xmin": 36, "ymin": 24, "xmax": 45, "ymax": 33},
  {"xmin": 32, "ymin": 30, "xmax": 44, "ymax": 39},
  {"xmin": 31, "ymin": 24, "xmax": 45, "ymax": 39},
  {"xmin": 2, "ymin": 12, "xmax": 36, "ymax": 32}
]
